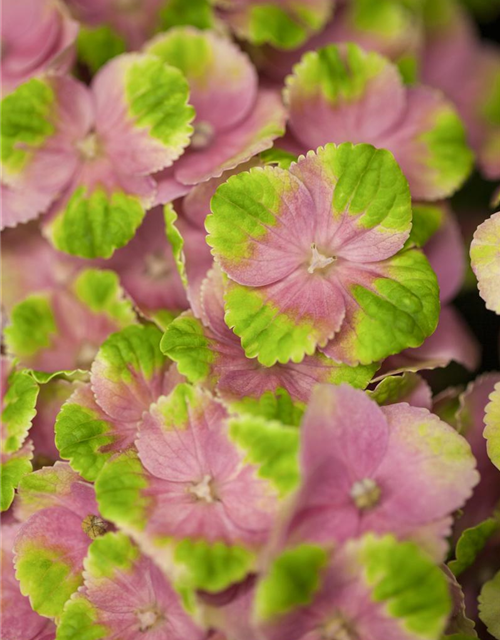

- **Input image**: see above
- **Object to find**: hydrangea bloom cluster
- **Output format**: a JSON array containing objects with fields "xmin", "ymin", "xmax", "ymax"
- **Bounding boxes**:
[{"xmin": 1, "ymin": 1, "xmax": 500, "ymax": 639}]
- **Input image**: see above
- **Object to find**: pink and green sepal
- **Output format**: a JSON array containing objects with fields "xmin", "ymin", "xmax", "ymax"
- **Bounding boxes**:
[
  {"xmin": 255, "ymin": 534, "xmax": 452, "ymax": 640},
  {"xmin": 55, "ymin": 324, "xmax": 179, "ymax": 481},
  {"xmin": 13, "ymin": 463, "xmax": 106, "ymax": 618},
  {"xmin": 56, "ymin": 532, "xmax": 205, "ymax": 640},
  {"xmin": 96, "ymin": 384, "xmax": 288, "ymax": 592}
]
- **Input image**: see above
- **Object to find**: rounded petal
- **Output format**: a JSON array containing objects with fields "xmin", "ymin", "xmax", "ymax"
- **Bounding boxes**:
[
  {"xmin": 1, "ymin": 0, "xmax": 78, "ymax": 94},
  {"xmin": 93, "ymin": 53, "xmax": 195, "ymax": 176},
  {"xmin": 470, "ymin": 211, "xmax": 500, "ymax": 314},
  {"xmin": 146, "ymin": 28, "xmax": 257, "ymax": 133},
  {"xmin": 173, "ymin": 88, "xmax": 287, "ymax": 186}
]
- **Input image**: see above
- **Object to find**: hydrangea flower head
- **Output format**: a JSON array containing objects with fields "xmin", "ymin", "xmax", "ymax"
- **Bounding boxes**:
[
  {"xmin": 95, "ymin": 383, "xmax": 297, "ymax": 592},
  {"xmin": 280, "ymin": 383, "xmax": 479, "ymax": 559},
  {"xmin": 145, "ymin": 28, "xmax": 287, "ymax": 199},
  {"xmin": 4, "ymin": 268, "xmax": 136, "ymax": 373},
  {"xmin": 255, "ymin": 534, "xmax": 452, "ymax": 640},
  {"xmin": 207, "ymin": 142, "xmax": 439, "ymax": 367},
  {"xmin": 57, "ymin": 532, "xmax": 205, "ymax": 640},
  {"xmin": 161, "ymin": 266, "xmax": 377, "ymax": 405},
  {"xmin": 1, "ymin": 53, "xmax": 194, "ymax": 257},
  {"xmin": 55, "ymin": 324, "xmax": 181, "ymax": 481},
  {"xmin": 285, "ymin": 43, "xmax": 474, "ymax": 200}
]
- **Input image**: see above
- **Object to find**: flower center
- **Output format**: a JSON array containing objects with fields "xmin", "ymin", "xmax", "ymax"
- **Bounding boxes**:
[
  {"xmin": 77, "ymin": 132, "xmax": 100, "ymax": 161},
  {"xmin": 75, "ymin": 341, "xmax": 99, "ymax": 369},
  {"xmin": 321, "ymin": 614, "xmax": 358, "ymax": 640},
  {"xmin": 308, "ymin": 243, "xmax": 335, "ymax": 274},
  {"xmin": 81, "ymin": 514, "xmax": 108, "ymax": 540},
  {"xmin": 144, "ymin": 252, "xmax": 171, "ymax": 281},
  {"xmin": 191, "ymin": 121, "xmax": 215, "ymax": 150},
  {"xmin": 136, "ymin": 607, "xmax": 162, "ymax": 632},
  {"xmin": 188, "ymin": 474, "xmax": 217, "ymax": 503},
  {"xmin": 350, "ymin": 478, "xmax": 381, "ymax": 511}
]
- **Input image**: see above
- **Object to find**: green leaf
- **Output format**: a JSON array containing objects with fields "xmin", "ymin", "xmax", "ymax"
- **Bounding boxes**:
[
  {"xmin": 485, "ymin": 382, "xmax": 500, "ymax": 470},
  {"xmin": 55, "ymin": 400, "xmax": 116, "ymax": 482},
  {"xmin": 255, "ymin": 545, "xmax": 328, "ymax": 620},
  {"xmin": 164, "ymin": 203, "xmax": 187, "ymax": 288},
  {"xmin": 77, "ymin": 25, "xmax": 126, "ymax": 73},
  {"xmin": 1, "ymin": 78, "xmax": 55, "ymax": 173},
  {"xmin": 95, "ymin": 450, "xmax": 151, "ymax": 530},
  {"xmin": 246, "ymin": 3, "xmax": 330, "ymax": 49},
  {"xmin": 4, "ymin": 295, "xmax": 56, "ymax": 359},
  {"xmin": 26, "ymin": 369, "xmax": 89, "ymax": 384},
  {"xmin": 72, "ymin": 268, "xmax": 136, "ymax": 326},
  {"xmin": 85, "ymin": 531, "xmax": 139, "ymax": 580},
  {"xmin": 479, "ymin": 570, "xmax": 500, "ymax": 639},
  {"xmin": 1, "ymin": 448, "xmax": 33, "ymax": 511},
  {"xmin": 158, "ymin": 0, "xmax": 214, "ymax": 30},
  {"xmin": 449, "ymin": 518, "xmax": 499, "ymax": 576},
  {"xmin": 125, "ymin": 55, "xmax": 194, "ymax": 150},
  {"xmin": 344, "ymin": 249, "xmax": 440, "ymax": 365},
  {"xmin": 174, "ymin": 538, "xmax": 255, "ymax": 593},
  {"xmin": 15, "ymin": 542, "xmax": 82, "ymax": 618},
  {"xmin": 406, "ymin": 203, "xmax": 444, "ymax": 248},
  {"xmin": 228, "ymin": 415, "xmax": 300, "ymax": 496},
  {"xmin": 259, "ymin": 148, "xmax": 298, "ymax": 169},
  {"xmin": 50, "ymin": 187, "xmax": 145, "ymax": 259},
  {"xmin": 229, "ymin": 388, "xmax": 305, "ymax": 427},
  {"xmin": 420, "ymin": 106, "xmax": 474, "ymax": 198},
  {"xmin": 1, "ymin": 367, "xmax": 39, "ymax": 454},
  {"xmin": 368, "ymin": 372, "xmax": 427, "ymax": 406},
  {"xmin": 160, "ymin": 313, "xmax": 214, "ymax": 383},
  {"xmin": 94, "ymin": 323, "xmax": 166, "ymax": 386},
  {"xmin": 57, "ymin": 597, "xmax": 107, "ymax": 640},
  {"xmin": 361, "ymin": 535, "xmax": 451, "ymax": 639}
]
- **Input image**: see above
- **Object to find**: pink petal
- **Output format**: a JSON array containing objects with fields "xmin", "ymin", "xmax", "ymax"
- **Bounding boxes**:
[
  {"xmin": 1, "ymin": 0, "xmax": 78, "ymax": 93},
  {"xmin": 174, "ymin": 89, "xmax": 287, "ymax": 186},
  {"xmin": 1, "ymin": 522, "xmax": 56, "ymax": 640},
  {"xmin": 424, "ymin": 207, "xmax": 465, "ymax": 303}
]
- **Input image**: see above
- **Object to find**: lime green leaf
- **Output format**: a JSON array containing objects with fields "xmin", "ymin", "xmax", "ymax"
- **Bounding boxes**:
[
  {"xmin": 174, "ymin": 539, "xmax": 255, "ymax": 593},
  {"xmin": 1, "ymin": 78, "xmax": 55, "ymax": 174},
  {"xmin": 1, "ymin": 367, "xmax": 39, "ymax": 454},
  {"xmin": 77, "ymin": 25, "xmax": 126, "ymax": 74},
  {"xmin": 72, "ymin": 268, "xmax": 136, "ymax": 326},
  {"xmin": 255, "ymin": 545, "xmax": 328, "ymax": 620},
  {"xmin": 479, "ymin": 570, "xmax": 500, "ymax": 639},
  {"xmin": 449, "ymin": 518, "xmax": 499, "ymax": 576},
  {"xmin": 159, "ymin": 0, "xmax": 214, "ymax": 30},
  {"xmin": 50, "ymin": 187, "xmax": 145, "ymax": 259},
  {"xmin": 406, "ymin": 203, "xmax": 444, "ymax": 248},
  {"xmin": 485, "ymin": 381, "xmax": 500, "ymax": 470},
  {"xmin": 4, "ymin": 295, "xmax": 56, "ymax": 359},
  {"xmin": 229, "ymin": 415, "xmax": 300, "ymax": 496},
  {"xmin": 361, "ymin": 535, "xmax": 452, "ymax": 639}
]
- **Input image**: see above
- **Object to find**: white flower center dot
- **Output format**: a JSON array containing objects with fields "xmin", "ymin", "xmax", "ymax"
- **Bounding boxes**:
[
  {"xmin": 322, "ymin": 614, "xmax": 358, "ymax": 640},
  {"xmin": 136, "ymin": 608, "xmax": 161, "ymax": 632},
  {"xmin": 189, "ymin": 474, "xmax": 217, "ymax": 503},
  {"xmin": 191, "ymin": 121, "xmax": 214, "ymax": 149},
  {"xmin": 350, "ymin": 478, "xmax": 381, "ymax": 511},
  {"xmin": 308, "ymin": 243, "xmax": 335, "ymax": 274},
  {"xmin": 77, "ymin": 132, "xmax": 99, "ymax": 161},
  {"xmin": 144, "ymin": 252, "xmax": 170, "ymax": 280},
  {"xmin": 76, "ymin": 341, "xmax": 99, "ymax": 369}
]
